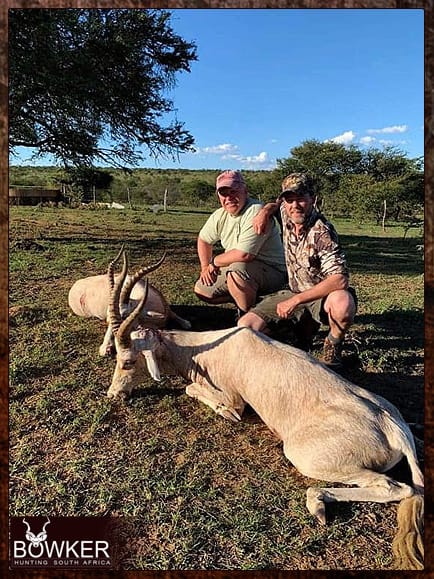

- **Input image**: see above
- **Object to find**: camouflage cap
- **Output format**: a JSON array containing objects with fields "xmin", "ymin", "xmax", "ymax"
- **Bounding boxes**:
[{"xmin": 280, "ymin": 173, "xmax": 313, "ymax": 196}]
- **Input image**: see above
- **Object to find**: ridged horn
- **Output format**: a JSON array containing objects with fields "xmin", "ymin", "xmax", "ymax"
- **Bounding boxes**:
[
  {"xmin": 116, "ymin": 279, "xmax": 149, "ymax": 349},
  {"xmin": 119, "ymin": 252, "xmax": 166, "ymax": 309},
  {"xmin": 108, "ymin": 248, "xmax": 129, "ymax": 335},
  {"xmin": 107, "ymin": 244, "xmax": 125, "ymax": 293}
]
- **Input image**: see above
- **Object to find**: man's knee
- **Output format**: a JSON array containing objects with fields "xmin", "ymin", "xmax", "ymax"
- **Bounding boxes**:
[
  {"xmin": 326, "ymin": 306, "xmax": 355, "ymax": 330},
  {"xmin": 194, "ymin": 290, "xmax": 214, "ymax": 304},
  {"xmin": 227, "ymin": 270, "xmax": 257, "ymax": 293},
  {"xmin": 194, "ymin": 281, "xmax": 214, "ymax": 302},
  {"xmin": 227, "ymin": 269, "xmax": 246, "ymax": 284}
]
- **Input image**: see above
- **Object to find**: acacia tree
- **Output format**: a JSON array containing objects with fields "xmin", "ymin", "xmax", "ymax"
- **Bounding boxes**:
[
  {"xmin": 9, "ymin": 9, "xmax": 197, "ymax": 167},
  {"xmin": 59, "ymin": 167, "xmax": 114, "ymax": 203}
]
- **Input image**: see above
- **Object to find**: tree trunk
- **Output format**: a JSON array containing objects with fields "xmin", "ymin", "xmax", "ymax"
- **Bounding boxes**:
[
  {"xmin": 163, "ymin": 188, "xmax": 168, "ymax": 212},
  {"xmin": 382, "ymin": 199, "xmax": 387, "ymax": 231}
]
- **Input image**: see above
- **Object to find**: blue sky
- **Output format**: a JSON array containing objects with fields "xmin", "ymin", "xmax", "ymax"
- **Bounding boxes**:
[{"xmin": 14, "ymin": 8, "xmax": 424, "ymax": 170}]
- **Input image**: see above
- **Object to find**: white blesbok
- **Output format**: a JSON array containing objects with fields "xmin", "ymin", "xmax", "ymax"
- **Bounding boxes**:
[
  {"xmin": 68, "ymin": 247, "xmax": 191, "ymax": 356},
  {"xmin": 106, "ymin": 278, "xmax": 424, "ymax": 570}
]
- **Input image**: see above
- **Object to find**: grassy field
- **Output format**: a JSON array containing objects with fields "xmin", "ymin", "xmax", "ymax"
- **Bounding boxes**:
[{"xmin": 9, "ymin": 205, "xmax": 424, "ymax": 570}]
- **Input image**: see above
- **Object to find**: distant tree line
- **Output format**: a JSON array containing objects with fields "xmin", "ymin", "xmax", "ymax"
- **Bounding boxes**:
[{"xmin": 10, "ymin": 140, "xmax": 423, "ymax": 225}]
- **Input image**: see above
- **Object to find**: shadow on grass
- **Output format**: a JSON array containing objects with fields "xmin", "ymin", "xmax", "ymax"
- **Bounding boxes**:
[
  {"xmin": 341, "ymin": 234, "xmax": 423, "ymax": 276},
  {"xmin": 170, "ymin": 304, "xmax": 237, "ymax": 331},
  {"xmin": 129, "ymin": 384, "xmax": 186, "ymax": 401}
]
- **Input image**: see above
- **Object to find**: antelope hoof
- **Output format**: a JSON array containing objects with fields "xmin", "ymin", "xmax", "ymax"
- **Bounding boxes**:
[
  {"xmin": 99, "ymin": 344, "xmax": 114, "ymax": 357},
  {"xmin": 101, "ymin": 345, "xmax": 116, "ymax": 358},
  {"xmin": 216, "ymin": 404, "xmax": 242, "ymax": 423},
  {"xmin": 306, "ymin": 488, "xmax": 327, "ymax": 525},
  {"xmin": 106, "ymin": 389, "xmax": 129, "ymax": 401}
]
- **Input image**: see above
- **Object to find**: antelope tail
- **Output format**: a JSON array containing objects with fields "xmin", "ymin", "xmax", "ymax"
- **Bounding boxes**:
[{"xmin": 392, "ymin": 493, "xmax": 424, "ymax": 570}]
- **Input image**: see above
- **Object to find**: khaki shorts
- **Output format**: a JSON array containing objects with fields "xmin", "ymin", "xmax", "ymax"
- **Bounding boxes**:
[
  {"xmin": 251, "ymin": 286, "xmax": 358, "ymax": 326},
  {"xmin": 194, "ymin": 260, "xmax": 287, "ymax": 301}
]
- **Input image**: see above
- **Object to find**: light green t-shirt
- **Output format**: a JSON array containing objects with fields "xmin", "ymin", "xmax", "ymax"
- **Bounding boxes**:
[{"xmin": 199, "ymin": 198, "xmax": 286, "ymax": 271}]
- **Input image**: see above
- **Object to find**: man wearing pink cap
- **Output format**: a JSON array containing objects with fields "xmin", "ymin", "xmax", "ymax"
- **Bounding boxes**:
[{"xmin": 194, "ymin": 170, "xmax": 287, "ymax": 318}]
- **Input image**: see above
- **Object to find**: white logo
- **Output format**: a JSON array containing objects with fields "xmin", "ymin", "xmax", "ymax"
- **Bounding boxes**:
[
  {"xmin": 22, "ymin": 517, "xmax": 50, "ymax": 548},
  {"xmin": 12, "ymin": 517, "xmax": 111, "ymax": 566}
]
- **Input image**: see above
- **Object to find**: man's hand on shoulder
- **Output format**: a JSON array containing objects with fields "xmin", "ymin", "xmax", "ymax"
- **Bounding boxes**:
[{"xmin": 253, "ymin": 202, "xmax": 280, "ymax": 235}]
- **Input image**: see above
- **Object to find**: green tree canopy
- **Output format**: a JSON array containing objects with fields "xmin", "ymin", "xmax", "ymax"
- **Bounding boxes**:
[
  {"xmin": 276, "ymin": 140, "xmax": 423, "ymax": 221},
  {"xmin": 180, "ymin": 179, "xmax": 215, "ymax": 205},
  {"xmin": 9, "ymin": 9, "xmax": 197, "ymax": 167}
]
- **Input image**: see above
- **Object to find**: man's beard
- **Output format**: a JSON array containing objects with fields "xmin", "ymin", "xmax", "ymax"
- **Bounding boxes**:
[{"xmin": 289, "ymin": 214, "xmax": 306, "ymax": 225}]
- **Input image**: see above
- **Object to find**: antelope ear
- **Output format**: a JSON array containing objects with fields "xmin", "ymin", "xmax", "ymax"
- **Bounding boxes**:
[{"xmin": 143, "ymin": 350, "xmax": 161, "ymax": 382}]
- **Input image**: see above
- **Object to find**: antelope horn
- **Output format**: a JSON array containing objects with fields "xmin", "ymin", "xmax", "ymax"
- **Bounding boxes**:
[
  {"xmin": 22, "ymin": 518, "xmax": 31, "ymax": 533},
  {"xmin": 107, "ymin": 244, "xmax": 125, "ymax": 293},
  {"xmin": 119, "ymin": 252, "xmax": 167, "ymax": 308},
  {"xmin": 42, "ymin": 517, "xmax": 50, "ymax": 532},
  {"xmin": 108, "ymin": 249, "xmax": 129, "ymax": 335},
  {"xmin": 117, "ymin": 279, "xmax": 149, "ymax": 349}
]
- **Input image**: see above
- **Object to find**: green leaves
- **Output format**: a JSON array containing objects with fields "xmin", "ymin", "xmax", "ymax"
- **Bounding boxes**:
[
  {"xmin": 9, "ymin": 9, "xmax": 198, "ymax": 167},
  {"xmin": 275, "ymin": 140, "xmax": 423, "ymax": 222}
]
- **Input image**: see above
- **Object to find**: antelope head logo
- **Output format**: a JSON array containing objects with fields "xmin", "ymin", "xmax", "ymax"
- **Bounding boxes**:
[{"xmin": 22, "ymin": 517, "xmax": 50, "ymax": 547}]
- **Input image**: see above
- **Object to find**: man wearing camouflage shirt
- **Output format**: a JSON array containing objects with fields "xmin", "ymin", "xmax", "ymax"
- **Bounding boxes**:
[{"xmin": 237, "ymin": 173, "xmax": 357, "ymax": 368}]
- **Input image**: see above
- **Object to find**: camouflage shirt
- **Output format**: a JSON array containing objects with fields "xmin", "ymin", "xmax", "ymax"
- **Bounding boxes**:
[{"xmin": 280, "ymin": 205, "xmax": 349, "ymax": 293}]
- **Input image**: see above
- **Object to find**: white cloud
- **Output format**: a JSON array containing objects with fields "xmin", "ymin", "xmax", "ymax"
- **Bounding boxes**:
[
  {"xmin": 359, "ymin": 136, "xmax": 376, "ymax": 145},
  {"xmin": 367, "ymin": 125, "xmax": 408, "ymax": 134},
  {"xmin": 195, "ymin": 143, "xmax": 239, "ymax": 155},
  {"xmin": 223, "ymin": 151, "xmax": 270, "ymax": 167},
  {"xmin": 193, "ymin": 142, "xmax": 272, "ymax": 168},
  {"xmin": 242, "ymin": 151, "xmax": 268, "ymax": 164},
  {"xmin": 326, "ymin": 131, "xmax": 356, "ymax": 145}
]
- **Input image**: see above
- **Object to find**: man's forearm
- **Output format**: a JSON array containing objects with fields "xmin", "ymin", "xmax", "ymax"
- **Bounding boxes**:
[
  {"xmin": 213, "ymin": 249, "xmax": 254, "ymax": 267},
  {"xmin": 197, "ymin": 237, "xmax": 213, "ymax": 268},
  {"xmin": 295, "ymin": 274, "xmax": 349, "ymax": 304},
  {"xmin": 262, "ymin": 201, "xmax": 280, "ymax": 216},
  {"xmin": 253, "ymin": 201, "xmax": 281, "ymax": 234}
]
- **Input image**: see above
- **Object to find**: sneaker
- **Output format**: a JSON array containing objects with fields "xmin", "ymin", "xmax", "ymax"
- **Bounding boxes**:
[{"xmin": 320, "ymin": 337, "xmax": 343, "ymax": 368}]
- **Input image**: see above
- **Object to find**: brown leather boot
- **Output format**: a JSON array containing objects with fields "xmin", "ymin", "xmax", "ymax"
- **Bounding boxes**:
[{"xmin": 320, "ymin": 337, "xmax": 343, "ymax": 368}]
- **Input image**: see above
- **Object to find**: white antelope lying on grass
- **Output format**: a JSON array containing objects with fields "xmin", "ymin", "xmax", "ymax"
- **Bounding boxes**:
[
  {"xmin": 68, "ymin": 247, "xmax": 191, "ymax": 356},
  {"xmin": 106, "ymin": 269, "xmax": 424, "ymax": 570}
]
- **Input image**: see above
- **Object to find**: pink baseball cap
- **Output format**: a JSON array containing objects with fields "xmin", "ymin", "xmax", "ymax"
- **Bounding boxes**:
[{"xmin": 216, "ymin": 170, "xmax": 246, "ymax": 192}]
